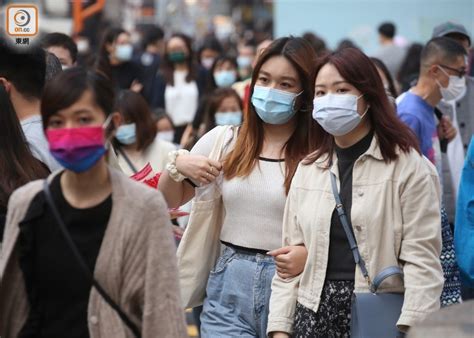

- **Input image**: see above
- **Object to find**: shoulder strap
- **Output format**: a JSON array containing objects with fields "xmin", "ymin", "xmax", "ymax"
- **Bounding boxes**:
[
  {"xmin": 116, "ymin": 145, "xmax": 138, "ymax": 174},
  {"xmin": 208, "ymin": 126, "xmax": 238, "ymax": 162},
  {"xmin": 372, "ymin": 266, "xmax": 404, "ymax": 293},
  {"xmin": 42, "ymin": 180, "xmax": 141, "ymax": 338},
  {"xmin": 329, "ymin": 172, "xmax": 370, "ymax": 283},
  {"xmin": 330, "ymin": 172, "xmax": 404, "ymax": 293}
]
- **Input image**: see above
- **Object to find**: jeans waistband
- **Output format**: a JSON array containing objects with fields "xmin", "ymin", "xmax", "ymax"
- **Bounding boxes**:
[{"xmin": 221, "ymin": 241, "xmax": 270, "ymax": 256}]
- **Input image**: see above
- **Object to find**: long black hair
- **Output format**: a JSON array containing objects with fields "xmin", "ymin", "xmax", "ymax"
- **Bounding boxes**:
[
  {"xmin": 96, "ymin": 27, "xmax": 128, "ymax": 81},
  {"xmin": 0, "ymin": 85, "xmax": 49, "ymax": 209}
]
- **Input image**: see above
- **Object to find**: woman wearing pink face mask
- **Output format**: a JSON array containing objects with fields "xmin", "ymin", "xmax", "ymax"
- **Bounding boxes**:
[{"xmin": 0, "ymin": 68, "xmax": 187, "ymax": 338}]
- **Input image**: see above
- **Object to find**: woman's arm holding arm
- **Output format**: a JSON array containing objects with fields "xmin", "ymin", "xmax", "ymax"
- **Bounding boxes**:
[{"xmin": 267, "ymin": 186, "xmax": 305, "ymax": 335}]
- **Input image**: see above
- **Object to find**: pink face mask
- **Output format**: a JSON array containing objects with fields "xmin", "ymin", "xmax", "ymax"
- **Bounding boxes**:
[{"xmin": 46, "ymin": 116, "xmax": 112, "ymax": 173}]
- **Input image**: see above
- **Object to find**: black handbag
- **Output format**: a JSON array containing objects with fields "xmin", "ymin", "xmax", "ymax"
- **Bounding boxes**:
[
  {"xmin": 43, "ymin": 180, "xmax": 141, "ymax": 338},
  {"xmin": 330, "ymin": 172, "xmax": 405, "ymax": 338}
]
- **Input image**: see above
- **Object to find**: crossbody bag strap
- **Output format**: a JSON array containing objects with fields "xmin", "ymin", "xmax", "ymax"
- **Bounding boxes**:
[
  {"xmin": 329, "ymin": 172, "xmax": 371, "ymax": 285},
  {"xmin": 116, "ymin": 145, "xmax": 138, "ymax": 174},
  {"xmin": 42, "ymin": 180, "xmax": 142, "ymax": 338},
  {"xmin": 371, "ymin": 266, "xmax": 404, "ymax": 293}
]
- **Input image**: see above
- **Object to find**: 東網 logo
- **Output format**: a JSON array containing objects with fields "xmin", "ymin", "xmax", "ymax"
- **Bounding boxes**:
[{"xmin": 6, "ymin": 5, "xmax": 38, "ymax": 37}]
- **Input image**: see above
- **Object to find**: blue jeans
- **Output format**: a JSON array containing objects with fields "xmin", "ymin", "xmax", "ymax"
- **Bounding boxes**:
[{"xmin": 200, "ymin": 246, "xmax": 276, "ymax": 337}]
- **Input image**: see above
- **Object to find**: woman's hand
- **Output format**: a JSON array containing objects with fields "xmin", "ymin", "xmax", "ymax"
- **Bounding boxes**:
[
  {"xmin": 175, "ymin": 154, "xmax": 222, "ymax": 185},
  {"xmin": 130, "ymin": 79, "xmax": 143, "ymax": 93},
  {"xmin": 172, "ymin": 225, "xmax": 184, "ymax": 239},
  {"xmin": 271, "ymin": 332, "xmax": 290, "ymax": 338},
  {"xmin": 268, "ymin": 245, "xmax": 308, "ymax": 279}
]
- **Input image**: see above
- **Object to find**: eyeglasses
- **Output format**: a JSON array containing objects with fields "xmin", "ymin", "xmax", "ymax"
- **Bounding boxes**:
[{"xmin": 439, "ymin": 64, "xmax": 467, "ymax": 78}]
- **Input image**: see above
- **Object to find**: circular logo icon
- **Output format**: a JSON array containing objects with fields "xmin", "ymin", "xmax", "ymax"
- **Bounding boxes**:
[{"xmin": 14, "ymin": 10, "xmax": 31, "ymax": 27}]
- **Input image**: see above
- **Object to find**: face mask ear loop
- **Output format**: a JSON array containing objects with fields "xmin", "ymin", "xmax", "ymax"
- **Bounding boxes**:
[
  {"xmin": 360, "ymin": 105, "xmax": 370, "ymax": 120},
  {"xmin": 292, "ymin": 90, "xmax": 305, "ymax": 113}
]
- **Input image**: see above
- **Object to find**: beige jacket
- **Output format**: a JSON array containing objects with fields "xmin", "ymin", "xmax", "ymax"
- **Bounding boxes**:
[
  {"xmin": 268, "ymin": 136, "xmax": 444, "ymax": 334},
  {"xmin": 0, "ymin": 169, "xmax": 187, "ymax": 338}
]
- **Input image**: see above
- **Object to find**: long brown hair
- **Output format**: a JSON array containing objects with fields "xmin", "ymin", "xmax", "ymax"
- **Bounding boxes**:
[
  {"xmin": 223, "ymin": 37, "xmax": 319, "ymax": 194},
  {"xmin": 305, "ymin": 48, "xmax": 420, "ymax": 165},
  {"xmin": 116, "ymin": 90, "xmax": 158, "ymax": 151}
]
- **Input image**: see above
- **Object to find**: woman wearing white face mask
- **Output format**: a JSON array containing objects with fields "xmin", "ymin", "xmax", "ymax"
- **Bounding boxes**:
[
  {"xmin": 268, "ymin": 48, "xmax": 444, "ymax": 338},
  {"xmin": 113, "ymin": 90, "xmax": 176, "ymax": 175},
  {"xmin": 96, "ymin": 27, "xmax": 143, "ymax": 92},
  {"xmin": 159, "ymin": 37, "xmax": 319, "ymax": 337}
]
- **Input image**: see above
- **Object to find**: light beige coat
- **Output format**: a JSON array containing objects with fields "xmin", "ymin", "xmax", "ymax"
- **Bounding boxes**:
[
  {"xmin": 0, "ymin": 169, "xmax": 187, "ymax": 338},
  {"xmin": 268, "ymin": 137, "xmax": 444, "ymax": 334}
]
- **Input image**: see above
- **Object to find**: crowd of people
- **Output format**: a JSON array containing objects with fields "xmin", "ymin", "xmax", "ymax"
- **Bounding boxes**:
[{"xmin": 0, "ymin": 18, "xmax": 473, "ymax": 338}]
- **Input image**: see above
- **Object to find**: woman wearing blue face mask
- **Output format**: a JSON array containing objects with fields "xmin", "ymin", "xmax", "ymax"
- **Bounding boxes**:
[
  {"xmin": 0, "ymin": 69, "xmax": 187, "ymax": 338},
  {"xmin": 96, "ymin": 27, "xmax": 143, "ymax": 92},
  {"xmin": 184, "ymin": 87, "xmax": 243, "ymax": 150},
  {"xmin": 211, "ymin": 56, "xmax": 240, "ymax": 89},
  {"xmin": 268, "ymin": 48, "xmax": 444, "ymax": 338},
  {"xmin": 158, "ymin": 37, "xmax": 319, "ymax": 337},
  {"xmin": 113, "ymin": 90, "xmax": 176, "ymax": 175}
]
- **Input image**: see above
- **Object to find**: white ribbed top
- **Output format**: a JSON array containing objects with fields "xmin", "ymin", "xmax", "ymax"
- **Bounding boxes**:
[{"xmin": 191, "ymin": 127, "xmax": 286, "ymax": 251}]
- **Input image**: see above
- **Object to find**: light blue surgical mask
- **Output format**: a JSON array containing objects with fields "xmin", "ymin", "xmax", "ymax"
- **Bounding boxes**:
[
  {"xmin": 251, "ymin": 85, "xmax": 302, "ymax": 125},
  {"xmin": 116, "ymin": 123, "xmax": 136, "ymax": 145},
  {"xmin": 115, "ymin": 44, "xmax": 133, "ymax": 62},
  {"xmin": 214, "ymin": 111, "xmax": 242, "ymax": 126},
  {"xmin": 312, "ymin": 94, "xmax": 368, "ymax": 136},
  {"xmin": 214, "ymin": 71, "xmax": 237, "ymax": 88},
  {"xmin": 237, "ymin": 56, "xmax": 252, "ymax": 69}
]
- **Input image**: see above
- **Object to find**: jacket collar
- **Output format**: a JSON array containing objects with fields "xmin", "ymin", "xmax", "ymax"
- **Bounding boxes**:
[{"xmin": 315, "ymin": 133, "xmax": 385, "ymax": 170}]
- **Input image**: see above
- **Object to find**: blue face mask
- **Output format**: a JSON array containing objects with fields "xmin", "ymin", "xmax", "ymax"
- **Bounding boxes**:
[
  {"xmin": 214, "ymin": 111, "xmax": 242, "ymax": 126},
  {"xmin": 251, "ymin": 86, "xmax": 302, "ymax": 125},
  {"xmin": 214, "ymin": 71, "xmax": 237, "ymax": 88},
  {"xmin": 116, "ymin": 123, "xmax": 136, "ymax": 145},
  {"xmin": 115, "ymin": 44, "xmax": 133, "ymax": 62}
]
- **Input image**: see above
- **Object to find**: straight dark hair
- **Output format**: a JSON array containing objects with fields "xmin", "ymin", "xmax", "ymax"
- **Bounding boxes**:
[
  {"xmin": 0, "ymin": 44, "xmax": 46, "ymax": 100},
  {"xmin": 0, "ymin": 85, "xmax": 49, "ymax": 208},
  {"xmin": 160, "ymin": 33, "xmax": 197, "ymax": 86},
  {"xmin": 41, "ymin": 32, "xmax": 78, "ymax": 63},
  {"xmin": 41, "ymin": 68, "xmax": 116, "ymax": 129},
  {"xmin": 223, "ymin": 36, "xmax": 319, "ymax": 194},
  {"xmin": 305, "ymin": 48, "xmax": 420, "ymax": 165},
  {"xmin": 115, "ymin": 90, "xmax": 158, "ymax": 151}
]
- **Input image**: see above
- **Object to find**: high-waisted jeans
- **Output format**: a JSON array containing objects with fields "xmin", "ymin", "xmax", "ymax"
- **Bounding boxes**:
[{"xmin": 200, "ymin": 245, "xmax": 276, "ymax": 337}]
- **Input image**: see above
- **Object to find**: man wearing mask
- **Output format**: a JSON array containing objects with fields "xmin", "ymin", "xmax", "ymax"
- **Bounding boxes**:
[
  {"xmin": 41, "ymin": 32, "xmax": 78, "ymax": 69},
  {"xmin": 0, "ymin": 45, "xmax": 61, "ymax": 172},
  {"xmin": 397, "ymin": 37, "xmax": 465, "ymax": 179},
  {"xmin": 433, "ymin": 24, "xmax": 474, "ymax": 222}
]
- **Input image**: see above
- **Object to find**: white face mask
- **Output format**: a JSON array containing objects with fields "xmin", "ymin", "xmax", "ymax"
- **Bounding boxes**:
[
  {"xmin": 201, "ymin": 57, "xmax": 215, "ymax": 70},
  {"xmin": 312, "ymin": 93, "xmax": 368, "ymax": 136},
  {"xmin": 436, "ymin": 66, "xmax": 467, "ymax": 102},
  {"xmin": 157, "ymin": 130, "xmax": 174, "ymax": 143}
]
